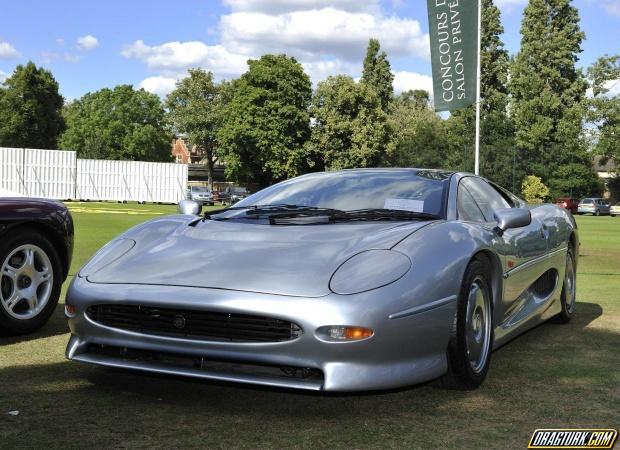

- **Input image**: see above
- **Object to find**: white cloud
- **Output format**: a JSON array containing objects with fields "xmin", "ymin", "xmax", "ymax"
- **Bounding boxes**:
[
  {"xmin": 0, "ymin": 40, "xmax": 20, "ymax": 59},
  {"xmin": 122, "ymin": 40, "xmax": 248, "ymax": 78},
  {"xmin": 139, "ymin": 76, "xmax": 179, "ymax": 97},
  {"xmin": 600, "ymin": 0, "xmax": 620, "ymax": 16},
  {"xmin": 0, "ymin": 70, "xmax": 7, "ymax": 83},
  {"xmin": 604, "ymin": 79, "xmax": 620, "ymax": 97},
  {"xmin": 77, "ymin": 35, "xmax": 99, "ymax": 51},
  {"xmin": 223, "ymin": 0, "xmax": 376, "ymax": 14},
  {"xmin": 220, "ymin": 8, "xmax": 429, "ymax": 62},
  {"xmin": 393, "ymin": 71, "xmax": 433, "ymax": 96},
  {"xmin": 302, "ymin": 59, "xmax": 359, "ymax": 84}
]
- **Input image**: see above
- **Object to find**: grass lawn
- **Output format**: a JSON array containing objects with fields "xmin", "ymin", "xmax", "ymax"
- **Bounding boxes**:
[{"xmin": 1, "ymin": 204, "xmax": 619, "ymax": 449}]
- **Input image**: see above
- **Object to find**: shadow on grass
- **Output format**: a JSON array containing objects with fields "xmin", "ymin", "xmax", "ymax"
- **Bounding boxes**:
[{"xmin": 0, "ymin": 304, "xmax": 69, "ymax": 345}]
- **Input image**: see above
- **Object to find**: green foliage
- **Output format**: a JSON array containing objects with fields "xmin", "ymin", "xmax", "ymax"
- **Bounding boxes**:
[
  {"xmin": 388, "ymin": 90, "xmax": 447, "ymax": 169},
  {"xmin": 217, "ymin": 54, "xmax": 312, "ymax": 187},
  {"xmin": 0, "ymin": 62, "xmax": 64, "ymax": 149},
  {"xmin": 59, "ymin": 85, "xmax": 170, "ymax": 161},
  {"xmin": 166, "ymin": 69, "xmax": 228, "ymax": 188},
  {"xmin": 587, "ymin": 55, "xmax": 620, "ymax": 163},
  {"xmin": 361, "ymin": 38, "xmax": 394, "ymax": 111},
  {"xmin": 547, "ymin": 162, "xmax": 603, "ymax": 199},
  {"xmin": 509, "ymin": 0, "xmax": 587, "ymax": 183},
  {"xmin": 307, "ymin": 75, "xmax": 392, "ymax": 170},
  {"xmin": 521, "ymin": 175, "xmax": 550, "ymax": 203},
  {"xmin": 445, "ymin": 0, "xmax": 517, "ymax": 189}
]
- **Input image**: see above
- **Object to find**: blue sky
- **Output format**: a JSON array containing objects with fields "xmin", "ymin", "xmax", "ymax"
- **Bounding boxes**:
[{"xmin": 0, "ymin": 0, "xmax": 618, "ymax": 100}]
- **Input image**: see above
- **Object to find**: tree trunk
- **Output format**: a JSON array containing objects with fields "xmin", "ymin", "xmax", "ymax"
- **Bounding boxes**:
[{"xmin": 206, "ymin": 145, "xmax": 216, "ymax": 191}]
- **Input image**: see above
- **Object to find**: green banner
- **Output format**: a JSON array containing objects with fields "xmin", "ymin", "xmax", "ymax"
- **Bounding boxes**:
[{"xmin": 427, "ymin": 0, "xmax": 479, "ymax": 112}]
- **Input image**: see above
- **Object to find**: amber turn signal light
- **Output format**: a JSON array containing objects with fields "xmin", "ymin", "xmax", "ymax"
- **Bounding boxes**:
[
  {"xmin": 65, "ymin": 304, "xmax": 76, "ymax": 317},
  {"xmin": 326, "ymin": 326, "xmax": 374, "ymax": 341}
]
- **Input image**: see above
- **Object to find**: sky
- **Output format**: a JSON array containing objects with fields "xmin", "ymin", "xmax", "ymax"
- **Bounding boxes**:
[{"xmin": 0, "ymin": 0, "xmax": 619, "ymax": 101}]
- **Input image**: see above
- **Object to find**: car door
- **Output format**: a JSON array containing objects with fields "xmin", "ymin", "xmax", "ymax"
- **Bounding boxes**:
[{"xmin": 459, "ymin": 177, "xmax": 548, "ymax": 331}]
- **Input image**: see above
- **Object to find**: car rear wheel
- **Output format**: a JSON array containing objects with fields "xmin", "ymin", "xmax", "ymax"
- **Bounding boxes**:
[
  {"xmin": 442, "ymin": 256, "xmax": 493, "ymax": 390},
  {"xmin": 0, "ymin": 230, "xmax": 62, "ymax": 336},
  {"xmin": 556, "ymin": 248, "xmax": 576, "ymax": 323}
]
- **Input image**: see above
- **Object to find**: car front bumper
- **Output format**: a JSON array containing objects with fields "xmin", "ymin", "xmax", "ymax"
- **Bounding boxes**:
[
  {"xmin": 578, "ymin": 207, "xmax": 595, "ymax": 214},
  {"xmin": 65, "ymin": 276, "xmax": 455, "ymax": 392}
]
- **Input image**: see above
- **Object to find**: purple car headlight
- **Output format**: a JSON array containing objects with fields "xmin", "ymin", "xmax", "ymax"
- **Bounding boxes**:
[
  {"xmin": 329, "ymin": 250, "xmax": 411, "ymax": 295},
  {"xmin": 78, "ymin": 238, "xmax": 136, "ymax": 277}
]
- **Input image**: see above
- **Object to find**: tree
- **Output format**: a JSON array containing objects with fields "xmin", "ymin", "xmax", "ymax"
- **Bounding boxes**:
[
  {"xmin": 307, "ymin": 75, "xmax": 392, "ymax": 170},
  {"xmin": 444, "ymin": 0, "xmax": 517, "ymax": 189},
  {"xmin": 166, "ymin": 69, "xmax": 228, "ymax": 190},
  {"xmin": 521, "ymin": 175, "xmax": 550, "ymax": 204},
  {"xmin": 389, "ymin": 90, "xmax": 447, "ymax": 169},
  {"xmin": 587, "ymin": 55, "xmax": 620, "ymax": 163},
  {"xmin": 0, "ymin": 62, "xmax": 64, "ymax": 149},
  {"xmin": 509, "ymin": 0, "xmax": 588, "ymax": 185},
  {"xmin": 59, "ymin": 85, "xmax": 170, "ymax": 161},
  {"xmin": 217, "ymin": 55, "xmax": 312, "ymax": 187},
  {"xmin": 547, "ymin": 162, "xmax": 603, "ymax": 199},
  {"xmin": 361, "ymin": 38, "xmax": 394, "ymax": 111}
]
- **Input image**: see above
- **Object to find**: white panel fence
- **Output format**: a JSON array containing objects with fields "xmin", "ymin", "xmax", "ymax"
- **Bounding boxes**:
[{"xmin": 0, "ymin": 147, "xmax": 188, "ymax": 203}]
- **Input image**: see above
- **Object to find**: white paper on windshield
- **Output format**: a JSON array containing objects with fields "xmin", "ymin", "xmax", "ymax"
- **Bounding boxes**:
[{"xmin": 384, "ymin": 198, "xmax": 424, "ymax": 213}]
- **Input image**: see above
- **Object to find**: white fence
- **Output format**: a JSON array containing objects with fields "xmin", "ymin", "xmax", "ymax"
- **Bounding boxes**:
[{"xmin": 0, "ymin": 147, "xmax": 187, "ymax": 203}]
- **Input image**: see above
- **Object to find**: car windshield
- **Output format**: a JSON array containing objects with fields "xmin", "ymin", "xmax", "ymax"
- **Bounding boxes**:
[
  {"xmin": 232, "ymin": 188, "xmax": 247, "ymax": 194},
  {"xmin": 192, "ymin": 187, "xmax": 209, "ymax": 193},
  {"xmin": 234, "ymin": 169, "xmax": 450, "ymax": 217},
  {"xmin": 581, "ymin": 199, "xmax": 593, "ymax": 204}
]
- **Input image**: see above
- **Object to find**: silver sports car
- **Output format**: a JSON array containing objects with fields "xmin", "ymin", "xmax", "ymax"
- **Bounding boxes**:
[{"xmin": 65, "ymin": 169, "xmax": 578, "ymax": 391}]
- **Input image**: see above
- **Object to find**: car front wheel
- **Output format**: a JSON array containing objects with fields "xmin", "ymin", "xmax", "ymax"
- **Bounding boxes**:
[
  {"xmin": 0, "ymin": 229, "xmax": 62, "ymax": 336},
  {"xmin": 556, "ymin": 248, "xmax": 576, "ymax": 323},
  {"xmin": 443, "ymin": 256, "xmax": 493, "ymax": 390}
]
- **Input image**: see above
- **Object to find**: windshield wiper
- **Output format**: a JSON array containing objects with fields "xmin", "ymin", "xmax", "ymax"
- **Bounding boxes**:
[
  {"xmin": 194, "ymin": 204, "xmax": 343, "ymax": 224},
  {"xmin": 336, "ymin": 208, "xmax": 441, "ymax": 221},
  {"xmin": 268, "ymin": 208, "xmax": 441, "ymax": 225}
]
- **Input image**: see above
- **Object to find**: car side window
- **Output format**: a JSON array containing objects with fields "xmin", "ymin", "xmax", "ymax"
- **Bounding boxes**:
[
  {"xmin": 457, "ymin": 184, "xmax": 486, "ymax": 222},
  {"xmin": 461, "ymin": 177, "xmax": 510, "ymax": 222}
]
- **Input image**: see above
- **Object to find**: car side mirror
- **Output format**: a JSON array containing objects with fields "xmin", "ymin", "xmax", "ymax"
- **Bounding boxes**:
[
  {"xmin": 493, "ymin": 208, "xmax": 531, "ymax": 235},
  {"xmin": 178, "ymin": 199, "xmax": 202, "ymax": 215}
]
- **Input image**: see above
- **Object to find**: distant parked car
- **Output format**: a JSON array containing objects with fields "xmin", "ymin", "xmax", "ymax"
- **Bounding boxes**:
[
  {"xmin": 187, "ymin": 186, "xmax": 213, "ymax": 205},
  {"xmin": 220, "ymin": 186, "xmax": 250, "ymax": 205},
  {"xmin": 554, "ymin": 197, "xmax": 579, "ymax": 214},
  {"xmin": 0, "ymin": 198, "xmax": 74, "ymax": 336},
  {"xmin": 578, "ymin": 198, "xmax": 610, "ymax": 216},
  {"xmin": 611, "ymin": 202, "xmax": 620, "ymax": 217}
]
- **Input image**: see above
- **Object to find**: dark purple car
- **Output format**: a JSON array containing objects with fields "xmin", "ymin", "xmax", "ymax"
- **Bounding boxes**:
[{"xmin": 0, "ymin": 198, "xmax": 74, "ymax": 336}]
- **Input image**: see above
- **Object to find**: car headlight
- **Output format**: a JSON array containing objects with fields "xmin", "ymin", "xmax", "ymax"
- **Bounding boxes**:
[
  {"xmin": 78, "ymin": 238, "xmax": 136, "ymax": 277},
  {"xmin": 329, "ymin": 250, "xmax": 411, "ymax": 295}
]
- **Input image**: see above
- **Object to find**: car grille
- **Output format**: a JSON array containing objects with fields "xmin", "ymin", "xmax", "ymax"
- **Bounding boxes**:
[{"xmin": 86, "ymin": 304, "xmax": 303, "ymax": 342}]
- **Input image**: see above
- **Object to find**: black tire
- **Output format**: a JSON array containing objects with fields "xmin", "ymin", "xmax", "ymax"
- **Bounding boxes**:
[
  {"xmin": 556, "ymin": 248, "xmax": 576, "ymax": 323},
  {"xmin": 0, "ymin": 229, "xmax": 63, "ymax": 336},
  {"xmin": 595, "ymin": 209, "xmax": 600, "ymax": 216},
  {"xmin": 442, "ymin": 256, "xmax": 494, "ymax": 390}
]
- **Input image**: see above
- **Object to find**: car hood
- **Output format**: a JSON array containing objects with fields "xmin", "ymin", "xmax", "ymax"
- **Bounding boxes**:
[{"xmin": 86, "ymin": 215, "xmax": 435, "ymax": 297}]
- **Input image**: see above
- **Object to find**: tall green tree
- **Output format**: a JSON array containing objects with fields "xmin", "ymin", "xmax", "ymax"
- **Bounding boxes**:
[
  {"xmin": 361, "ymin": 38, "xmax": 394, "ymax": 111},
  {"xmin": 587, "ymin": 55, "xmax": 620, "ymax": 163},
  {"xmin": 445, "ymin": 0, "xmax": 517, "ymax": 190},
  {"xmin": 59, "ymin": 85, "xmax": 170, "ymax": 161},
  {"xmin": 389, "ymin": 90, "xmax": 447, "ymax": 169},
  {"xmin": 307, "ymin": 75, "xmax": 392, "ymax": 170},
  {"xmin": 217, "ymin": 54, "xmax": 312, "ymax": 187},
  {"xmin": 509, "ymin": 0, "xmax": 590, "ymax": 191},
  {"xmin": 166, "ymin": 69, "xmax": 228, "ymax": 190},
  {"xmin": 0, "ymin": 62, "xmax": 64, "ymax": 149}
]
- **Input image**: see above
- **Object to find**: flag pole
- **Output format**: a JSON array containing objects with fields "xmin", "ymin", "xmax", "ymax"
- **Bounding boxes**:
[{"xmin": 474, "ymin": 0, "xmax": 482, "ymax": 175}]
